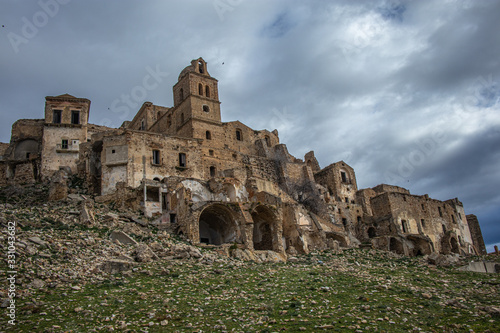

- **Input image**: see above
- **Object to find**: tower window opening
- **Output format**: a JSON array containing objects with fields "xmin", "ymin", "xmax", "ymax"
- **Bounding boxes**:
[
  {"xmin": 265, "ymin": 136, "xmax": 271, "ymax": 147},
  {"xmin": 180, "ymin": 88, "xmax": 184, "ymax": 101},
  {"xmin": 198, "ymin": 83, "xmax": 203, "ymax": 95},
  {"xmin": 180, "ymin": 113, "xmax": 184, "ymax": 123},
  {"xmin": 179, "ymin": 153, "xmax": 186, "ymax": 167},
  {"xmin": 71, "ymin": 110, "xmax": 80, "ymax": 124},
  {"xmin": 421, "ymin": 219, "xmax": 426, "ymax": 229},
  {"xmin": 206, "ymin": 131, "xmax": 211, "ymax": 140},
  {"xmin": 210, "ymin": 166, "xmax": 216, "ymax": 178},
  {"xmin": 236, "ymin": 129, "xmax": 242, "ymax": 141},
  {"xmin": 438, "ymin": 207, "xmax": 443, "ymax": 217},
  {"xmin": 341, "ymin": 171, "xmax": 347, "ymax": 183},
  {"xmin": 205, "ymin": 85, "xmax": 210, "ymax": 98},
  {"xmin": 198, "ymin": 61, "xmax": 204, "ymax": 73},
  {"xmin": 53, "ymin": 110, "xmax": 62, "ymax": 124},
  {"xmin": 203, "ymin": 105, "xmax": 210, "ymax": 112}
]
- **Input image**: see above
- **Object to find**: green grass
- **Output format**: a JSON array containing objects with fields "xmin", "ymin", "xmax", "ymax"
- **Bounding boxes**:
[{"xmin": 4, "ymin": 249, "xmax": 499, "ymax": 332}]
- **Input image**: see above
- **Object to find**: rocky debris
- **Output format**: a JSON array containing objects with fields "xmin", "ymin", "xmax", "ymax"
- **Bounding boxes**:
[
  {"xmin": 427, "ymin": 253, "xmax": 460, "ymax": 267},
  {"xmin": 79, "ymin": 200, "xmax": 95, "ymax": 226},
  {"xmin": 110, "ymin": 230, "xmax": 138, "ymax": 245},
  {"xmin": 169, "ymin": 243, "xmax": 203, "ymax": 259},
  {"xmin": 28, "ymin": 236, "xmax": 47, "ymax": 247},
  {"xmin": 47, "ymin": 169, "xmax": 69, "ymax": 201},
  {"xmin": 99, "ymin": 259, "xmax": 136, "ymax": 274},
  {"xmin": 133, "ymin": 244, "xmax": 159, "ymax": 263}
]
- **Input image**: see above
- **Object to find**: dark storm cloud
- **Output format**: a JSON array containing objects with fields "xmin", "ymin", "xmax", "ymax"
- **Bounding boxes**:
[{"xmin": 0, "ymin": 0, "xmax": 499, "ymax": 251}]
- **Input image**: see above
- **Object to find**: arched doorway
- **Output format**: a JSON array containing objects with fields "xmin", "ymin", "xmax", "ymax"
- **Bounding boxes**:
[
  {"xmin": 450, "ymin": 237, "xmax": 459, "ymax": 254},
  {"xmin": 199, "ymin": 204, "xmax": 237, "ymax": 245},
  {"xmin": 389, "ymin": 237, "xmax": 404, "ymax": 255},
  {"xmin": 251, "ymin": 205, "xmax": 275, "ymax": 250},
  {"xmin": 367, "ymin": 227, "xmax": 377, "ymax": 238}
]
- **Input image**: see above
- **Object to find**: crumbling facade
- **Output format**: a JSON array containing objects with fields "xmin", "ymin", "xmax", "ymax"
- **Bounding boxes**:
[{"xmin": 0, "ymin": 57, "xmax": 487, "ymax": 257}]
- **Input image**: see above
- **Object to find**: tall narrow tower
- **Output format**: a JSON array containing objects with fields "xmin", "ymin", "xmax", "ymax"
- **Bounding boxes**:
[{"xmin": 171, "ymin": 58, "xmax": 221, "ymax": 138}]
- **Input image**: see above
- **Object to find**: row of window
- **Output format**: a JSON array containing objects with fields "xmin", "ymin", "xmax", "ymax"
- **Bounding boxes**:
[
  {"xmin": 178, "ymin": 83, "xmax": 211, "ymax": 102},
  {"xmin": 152, "ymin": 149, "xmax": 217, "ymax": 177},
  {"xmin": 53, "ymin": 110, "xmax": 80, "ymax": 124},
  {"xmin": 152, "ymin": 150, "xmax": 186, "ymax": 168}
]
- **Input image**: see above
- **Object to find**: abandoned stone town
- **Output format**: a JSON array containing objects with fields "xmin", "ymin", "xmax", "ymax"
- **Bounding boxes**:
[{"xmin": 0, "ymin": 57, "xmax": 486, "ymax": 259}]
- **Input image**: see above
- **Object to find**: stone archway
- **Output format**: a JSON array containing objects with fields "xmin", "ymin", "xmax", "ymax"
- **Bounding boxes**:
[
  {"xmin": 407, "ymin": 235, "xmax": 432, "ymax": 256},
  {"xmin": 450, "ymin": 237, "xmax": 459, "ymax": 254},
  {"xmin": 390, "ymin": 237, "xmax": 404, "ymax": 255},
  {"xmin": 199, "ymin": 204, "xmax": 238, "ymax": 245},
  {"xmin": 251, "ymin": 205, "xmax": 276, "ymax": 251}
]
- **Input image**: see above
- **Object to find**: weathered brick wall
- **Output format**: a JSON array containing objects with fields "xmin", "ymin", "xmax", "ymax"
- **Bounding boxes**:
[{"xmin": 466, "ymin": 214, "xmax": 487, "ymax": 254}]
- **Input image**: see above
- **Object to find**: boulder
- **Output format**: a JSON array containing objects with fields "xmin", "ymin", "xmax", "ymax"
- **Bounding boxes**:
[
  {"xmin": 99, "ymin": 259, "xmax": 135, "ymax": 274},
  {"xmin": 110, "ymin": 230, "xmax": 138, "ymax": 245}
]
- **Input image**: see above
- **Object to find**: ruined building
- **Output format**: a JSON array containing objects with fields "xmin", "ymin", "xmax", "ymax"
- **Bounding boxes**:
[{"xmin": 0, "ymin": 58, "xmax": 486, "ymax": 258}]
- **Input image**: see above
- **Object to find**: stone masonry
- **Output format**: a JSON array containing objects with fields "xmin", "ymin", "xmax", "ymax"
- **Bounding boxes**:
[{"xmin": 0, "ymin": 57, "xmax": 487, "ymax": 257}]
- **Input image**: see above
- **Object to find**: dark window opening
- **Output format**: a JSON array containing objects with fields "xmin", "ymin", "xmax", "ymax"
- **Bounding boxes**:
[
  {"xmin": 345, "ymin": 197, "xmax": 349, "ymax": 203},
  {"xmin": 179, "ymin": 88, "xmax": 184, "ymax": 101},
  {"xmin": 451, "ymin": 215, "xmax": 456, "ymax": 224},
  {"xmin": 338, "ymin": 208, "xmax": 342, "ymax": 215},
  {"xmin": 341, "ymin": 171, "xmax": 347, "ymax": 183},
  {"xmin": 53, "ymin": 110, "xmax": 62, "ymax": 124},
  {"xmin": 152, "ymin": 150, "xmax": 160, "ymax": 165},
  {"xmin": 265, "ymin": 136, "xmax": 271, "ymax": 147},
  {"xmin": 209, "ymin": 149, "xmax": 214, "ymax": 156},
  {"xmin": 438, "ymin": 207, "xmax": 443, "ymax": 217},
  {"xmin": 206, "ymin": 131, "xmax": 211, "ymax": 140},
  {"xmin": 179, "ymin": 153, "xmax": 186, "ymax": 167},
  {"xmin": 198, "ymin": 83, "xmax": 203, "ymax": 95},
  {"xmin": 357, "ymin": 216, "xmax": 361, "ymax": 223},
  {"xmin": 140, "ymin": 119, "xmax": 145, "ymax": 130},
  {"xmin": 146, "ymin": 187, "xmax": 159, "ymax": 202},
  {"xmin": 170, "ymin": 214, "xmax": 176, "ymax": 224},
  {"xmin": 442, "ymin": 224, "xmax": 446, "ymax": 233},
  {"xmin": 236, "ymin": 129, "xmax": 242, "ymax": 141},
  {"xmin": 112, "ymin": 150, "xmax": 116, "ymax": 154},
  {"xmin": 421, "ymin": 203, "xmax": 425, "ymax": 210},
  {"xmin": 342, "ymin": 218, "xmax": 347, "ymax": 227},
  {"xmin": 61, "ymin": 139, "xmax": 68, "ymax": 149},
  {"xmin": 401, "ymin": 220, "xmax": 408, "ymax": 233},
  {"xmin": 232, "ymin": 153, "xmax": 237, "ymax": 160},
  {"xmin": 205, "ymin": 85, "xmax": 210, "ymax": 98},
  {"xmin": 198, "ymin": 61, "xmax": 204, "ymax": 73},
  {"xmin": 203, "ymin": 105, "xmax": 210, "ymax": 112},
  {"xmin": 71, "ymin": 111, "xmax": 80, "ymax": 124},
  {"xmin": 200, "ymin": 237, "xmax": 209, "ymax": 244},
  {"xmin": 180, "ymin": 113, "xmax": 184, "ymax": 123},
  {"xmin": 403, "ymin": 196, "xmax": 407, "ymax": 202},
  {"xmin": 421, "ymin": 219, "xmax": 426, "ymax": 229},
  {"xmin": 458, "ymin": 213, "xmax": 462, "ymax": 220},
  {"xmin": 26, "ymin": 152, "xmax": 31, "ymax": 159},
  {"xmin": 368, "ymin": 227, "xmax": 376, "ymax": 238},
  {"xmin": 210, "ymin": 166, "xmax": 216, "ymax": 178}
]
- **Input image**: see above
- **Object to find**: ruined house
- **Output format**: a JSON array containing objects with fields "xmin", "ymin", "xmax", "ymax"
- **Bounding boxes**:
[{"xmin": 0, "ymin": 57, "xmax": 486, "ymax": 258}]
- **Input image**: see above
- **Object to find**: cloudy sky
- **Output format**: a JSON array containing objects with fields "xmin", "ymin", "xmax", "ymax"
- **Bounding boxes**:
[{"xmin": 1, "ymin": 0, "xmax": 499, "ymax": 251}]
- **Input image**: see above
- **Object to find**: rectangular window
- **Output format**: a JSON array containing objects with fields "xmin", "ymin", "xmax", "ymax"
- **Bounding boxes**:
[
  {"xmin": 438, "ymin": 207, "xmax": 443, "ymax": 217},
  {"xmin": 152, "ymin": 150, "xmax": 160, "ymax": 165},
  {"xmin": 341, "ymin": 171, "xmax": 347, "ymax": 183},
  {"xmin": 421, "ymin": 219, "xmax": 426, "ymax": 229},
  {"xmin": 71, "ymin": 111, "xmax": 80, "ymax": 124},
  {"xmin": 421, "ymin": 203, "xmax": 425, "ymax": 210},
  {"xmin": 53, "ymin": 110, "xmax": 62, "ymax": 124},
  {"xmin": 61, "ymin": 139, "xmax": 68, "ymax": 149},
  {"xmin": 179, "ymin": 153, "xmax": 186, "ymax": 167},
  {"xmin": 140, "ymin": 119, "xmax": 145, "ymax": 130},
  {"xmin": 451, "ymin": 215, "xmax": 456, "ymax": 224},
  {"xmin": 209, "ymin": 149, "xmax": 214, "ymax": 156},
  {"xmin": 345, "ymin": 197, "xmax": 349, "ymax": 203},
  {"xmin": 402, "ymin": 220, "xmax": 408, "ymax": 233}
]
